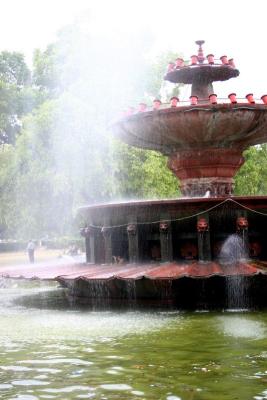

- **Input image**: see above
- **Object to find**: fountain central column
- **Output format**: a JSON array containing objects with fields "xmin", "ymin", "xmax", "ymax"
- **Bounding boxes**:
[{"xmin": 168, "ymin": 148, "xmax": 245, "ymax": 197}]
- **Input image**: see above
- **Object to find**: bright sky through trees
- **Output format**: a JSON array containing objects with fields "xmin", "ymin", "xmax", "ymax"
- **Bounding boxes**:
[{"xmin": 1, "ymin": 0, "xmax": 267, "ymax": 99}]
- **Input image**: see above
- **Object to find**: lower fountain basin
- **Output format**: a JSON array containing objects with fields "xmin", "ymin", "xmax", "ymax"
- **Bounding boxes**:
[{"xmin": 2, "ymin": 196, "xmax": 267, "ymax": 309}]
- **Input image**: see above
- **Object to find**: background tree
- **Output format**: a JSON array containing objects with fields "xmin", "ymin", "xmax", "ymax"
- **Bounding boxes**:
[
  {"xmin": 0, "ymin": 21, "xmax": 173, "ymax": 238},
  {"xmin": 145, "ymin": 51, "xmax": 183, "ymax": 101},
  {"xmin": 112, "ymin": 140, "xmax": 179, "ymax": 199},
  {"xmin": 3, "ymin": 17, "xmax": 267, "ymax": 240},
  {"xmin": 234, "ymin": 145, "xmax": 267, "ymax": 195},
  {"xmin": 0, "ymin": 51, "xmax": 41, "ymax": 145}
]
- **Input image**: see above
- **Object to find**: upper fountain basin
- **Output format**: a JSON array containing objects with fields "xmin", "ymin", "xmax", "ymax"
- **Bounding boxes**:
[
  {"xmin": 111, "ymin": 104, "xmax": 267, "ymax": 155},
  {"xmin": 165, "ymin": 64, "xmax": 239, "ymax": 84}
]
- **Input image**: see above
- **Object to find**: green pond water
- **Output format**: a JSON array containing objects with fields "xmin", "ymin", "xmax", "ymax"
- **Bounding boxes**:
[{"xmin": 0, "ymin": 280, "xmax": 267, "ymax": 400}]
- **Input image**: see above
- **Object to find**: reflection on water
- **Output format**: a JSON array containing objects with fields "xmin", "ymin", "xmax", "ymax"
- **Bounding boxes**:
[
  {"xmin": 0, "ymin": 280, "xmax": 267, "ymax": 399},
  {"xmin": 217, "ymin": 315, "xmax": 266, "ymax": 339}
]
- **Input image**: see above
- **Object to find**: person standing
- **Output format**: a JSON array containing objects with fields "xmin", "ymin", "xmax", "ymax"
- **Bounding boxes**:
[{"xmin": 26, "ymin": 240, "xmax": 35, "ymax": 263}]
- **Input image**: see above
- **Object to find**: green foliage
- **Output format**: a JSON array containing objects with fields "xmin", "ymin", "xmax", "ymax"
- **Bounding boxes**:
[
  {"xmin": 113, "ymin": 140, "xmax": 179, "ymax": 199},
  {"xmin": 145, "ymin": 51, "xmax": 183, "ymax": 101},
  {"xmin": 0, "ymin": 51, "xmax": 41, "ymax": 145},
  {"xmin": 0, "ymin": 20, "xmax": 181, "ymax": 239},
  {"xmin": 33, "ymin": 45, "xmax": 60, "ymax": 95},
  {"xmin": 2, "ymin": 23, "xmax": 267, "ymax": 240},
  {"xmin": 0, "ymin": 145, "xmax": 16, "ymax": 235},
  {"xmin": 0, "ymin": 51, "xmax": 30, "ymax": 86},
  {"xmin": 41, "ymin": 237, "xmax": 84, "ymax": 250},
  {"xmin": 11, "ymin": 20, "xmax": 267, "ymax": 242},
  {"xmin": 234, "ymin": 145, "xmax": 267, "ymax": 195},
  {"xmin": 2, "ymin": 101, "xmax": 57, "ymax": 238},
  {"xmin": 0, "ymin": 241, "xmax": 28, "ymax": 252}
]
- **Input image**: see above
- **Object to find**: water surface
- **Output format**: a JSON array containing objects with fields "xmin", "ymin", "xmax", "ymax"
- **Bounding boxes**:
[{"xmin": 0, "ymin": 280, "xmax": 267, "ymax": 399}]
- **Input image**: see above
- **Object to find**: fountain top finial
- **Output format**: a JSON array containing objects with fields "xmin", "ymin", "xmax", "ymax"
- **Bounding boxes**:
[
  {"xmin": 195, "ymin": 40, "xmax": 205, "ymax": 64},
  {"xmin": 195, "ymin": 40, "xmax": 205, "ymax": 46},
  {"xmin": 164, "ymin": 40, "xmax": 239, "ymax": 87}
]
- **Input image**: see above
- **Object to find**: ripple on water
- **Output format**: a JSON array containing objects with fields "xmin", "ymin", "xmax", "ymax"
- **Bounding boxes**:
[
  {"xmin": 40, "ymin": 385, "xmax": 94, "ymax": 393},
  {"xmin": 19, "ymin": 358, "xmax": 93, "ymax": 366},
  {"xmin": 12, "ymin": 379, "xmax": 50, "ymax": 386},
  {"xmin": 0, "ymin": 384, "xmax": 13, "ymax": 389},
  {"xmin": 0, "ymin": 365, "xmax": 32, "ymax": 372},
  {"xmin": 10, "ymin": 396, "xmax": 39, "ymax": 400},
  {"xmin": 34, "ymin": 374, "xmax": 48, "ymax": 379},
  {"xmin": 106, "ymin": 370, "xmax": 120, "ymax": 375},
  {"xmin": 254, "ymin": 390, "xmax": 267, "ymax": 400},
  {"xmin": 166, "ymin": 396, "xmax": 182, "ymax": 400},
  {"xmin": 105, "ymin": 355, "xmax": 124, "ymax": 359},
  {"xmin": 35, "ymin": 368, "xmax": 61, "ymax": 374},
  {"xmin": 131, "ymin": 390, "xmax": 145, "ymax": 396},
  {"xmin": 106, "ymin": 365, "xmax": 125, "ymax": 375},
  {"xmin": 100, "ymin": 384, "xmax": 132, "ymax": 391}
]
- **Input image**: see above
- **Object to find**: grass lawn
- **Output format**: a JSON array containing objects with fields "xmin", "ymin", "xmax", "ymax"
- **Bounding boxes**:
[{"xmin": 0, "ymin": 248, "xmax": 63, "ymax": 267}]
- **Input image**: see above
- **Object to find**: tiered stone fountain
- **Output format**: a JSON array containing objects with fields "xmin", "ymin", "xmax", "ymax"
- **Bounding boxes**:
[
  {"xmin": 113, "ymin": 41, "xmax": 267, "ymax": 197},
  {"xmin": 5, "ymin": 41, "xmax": 267, "ymax": 309},
  {"xmin": 69, "ymin": 41, "xmax": 267, "ymax": 308}
]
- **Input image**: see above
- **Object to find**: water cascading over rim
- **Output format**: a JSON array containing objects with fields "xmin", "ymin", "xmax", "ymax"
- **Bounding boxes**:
[{"xmin": 111, "ymin": 41, "xmax": 267, "ymax": 197}]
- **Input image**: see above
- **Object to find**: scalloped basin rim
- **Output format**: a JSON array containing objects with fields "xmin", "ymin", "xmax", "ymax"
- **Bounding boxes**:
[
  {"xmin": 116, "ymin": 103, "xmax": 267, "ymax": 122},
  {"xmin": 111, "ymin": 103, "xmax": 267, "ymax": 152}
]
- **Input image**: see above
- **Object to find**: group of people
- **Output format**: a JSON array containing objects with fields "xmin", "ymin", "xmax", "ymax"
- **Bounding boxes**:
[{"xmin": 26, "ymin": 241, "xmax": 80, "ymax": 264}]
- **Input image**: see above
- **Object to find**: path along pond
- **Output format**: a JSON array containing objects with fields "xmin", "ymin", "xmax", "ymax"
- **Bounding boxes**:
[{"xmin": 0, "ymin": 280, "xmax": 267, "ymax": 400}]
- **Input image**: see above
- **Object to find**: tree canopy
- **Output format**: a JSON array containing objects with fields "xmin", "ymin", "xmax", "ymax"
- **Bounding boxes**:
[
  {"xmin": 0, "ymin": 51, "xmax": 43, "ymax": 145},
  {"xmin": 0, "ymin": 20, "xmax": 266, "ymax": 240}
]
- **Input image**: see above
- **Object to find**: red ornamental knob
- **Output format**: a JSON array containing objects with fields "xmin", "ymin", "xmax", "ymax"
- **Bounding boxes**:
[
  {"xmin": 228, "ymin": 93, "xmax": 237, "ymax": 104},
  {"xmin": 153, "ymin": 99, "xmax": 162, "ymax": 110},
  {"xmin": 220, "ymin": 55, "xmax": 229, "ymax": 65},
  {"xmin": 127, "ymin": 224, "xmax": 137, "ymax": 235},
  {"xmin": 236, "ymin": 217, "xmax": 248, "ymax": 230},
  {"xmin": 175, "ymin": 58, "xmax": 184, "ymax": 68},
  {"xmin": 261, "ymin": 95, "xmax": 267, "ymax": 104},
  {"xmin": 228, "ymin": 58, "xmax": 236, "ymax": 68},
  {"xmin": 138, "ymin": 103, "xmax": 147, "ymax": 112},
  {"xmin": 170, "ymin": 96, "xmax": 179, "ymax": 107},
  {"xmin": 190, "ymin": 95, "xmax": 198, "ymax": 105},
  {"xmin": 246, "ymin": 93, "xmax": 255, "ymax": 104},
  {"xmin": 197, "ymin": 218, "xmax": 209, "ymax": 232},
  {"xmin": 209, "ymin": 94, "xmax": 217, "ymax": 104},
  {"xmin": 191, "ymin": 55, "xmax": 198, "ymax": 65},
  {"xmin": 159, "ymin": 221, "xmax": 169, "ymax": 232},
  {"xmin": 206, "ymin": 54, "xmax": 214, "ymax": 64}
]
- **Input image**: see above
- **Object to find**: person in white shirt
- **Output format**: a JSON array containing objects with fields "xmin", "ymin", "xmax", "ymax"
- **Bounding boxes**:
[{"xmin": 26, "ymin": 240, "xmax": 35, "ymax": 263}]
